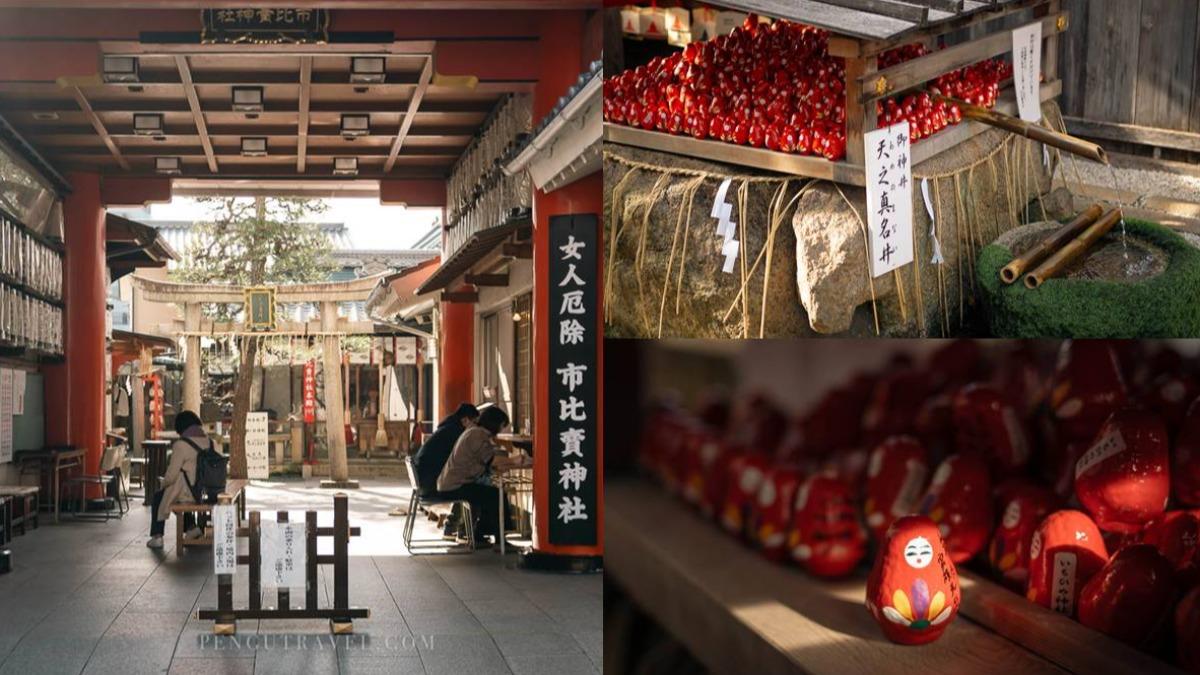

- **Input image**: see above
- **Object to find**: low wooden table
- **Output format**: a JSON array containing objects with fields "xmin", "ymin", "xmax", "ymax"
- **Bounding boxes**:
[
  {"xmin": 0, "ymin": 486, "xmax": 39, "ymax": 534},
  {"xmin": 14, "ymin": 446, "xmax": 85, "ymax": 523}
]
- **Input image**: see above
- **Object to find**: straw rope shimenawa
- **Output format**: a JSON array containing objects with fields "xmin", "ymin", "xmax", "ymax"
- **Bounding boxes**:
[{"xmin": 604, "ymin": 101, "xmax": 1084, "ymax": 337}]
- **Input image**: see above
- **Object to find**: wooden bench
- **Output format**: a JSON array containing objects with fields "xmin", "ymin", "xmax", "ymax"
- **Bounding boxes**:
[
  {"xmin": 0, "ymin": 486, "xmax": 39, "ymax": 535},
  {"xmin": 170, "ymin": 479, "xmax": 248, "ymax": 557}
]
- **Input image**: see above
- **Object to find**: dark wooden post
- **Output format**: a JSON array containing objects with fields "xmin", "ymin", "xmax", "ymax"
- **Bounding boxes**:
[
  {"xmin": 277, "ymin": 510, "xmax": 289, "ymax": 611},
  {"xmin": 249, "ymin": 511, "xmax": 261, "ymax": 612},
  {"xmin": 305, "ymin": 510, "xmax": 318, "ymax": 610},
  {"xmin": 215, "ymin": 492, "xmax": 236, "ymax": 635},
  {"xmin": 331, "ymin": 492, "xmax": 351, "ymax": 634}
]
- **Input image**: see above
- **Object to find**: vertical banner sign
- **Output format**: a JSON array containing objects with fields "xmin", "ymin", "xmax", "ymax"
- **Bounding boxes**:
[
  {"xmin": 0, "ymin": 369, "xmax": 10, "ymax": 463},
  {"xmin": 302, "ymin": 361, "xmax": 317, "ymax": 423},
  {"xmin": 246, "ymin": 412, "xmax": 270, "ymax": 479},
  {"xmin": 1012, "ymin": 22, "xmax": 1043, "ymax": 122},
  {"xmin": 260, "ymin": 520, "xmax": 307, "ymax": 589},
  {"xmin": 548, "ymin": 214, "xmax": 598, "ymax": 546},
  {"xmin": 212, "ymin": 504, "xmax": 238, "ymax": 575},
  {"xmin": 865, "ymin": 122, "xmax": 914, "ymax": 278},
  {"xmin": 12, "ymin": 369, "xmax": 24, "ymax": 416}
]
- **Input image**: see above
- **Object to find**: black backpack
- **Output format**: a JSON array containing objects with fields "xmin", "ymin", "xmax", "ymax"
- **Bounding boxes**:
[{"xmin": 181, "ymin": 437, "xmax": 228, "ymax": 502}]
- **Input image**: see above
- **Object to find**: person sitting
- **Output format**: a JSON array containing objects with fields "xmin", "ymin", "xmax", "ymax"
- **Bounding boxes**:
[
  {"xmin": 412, "ymin": 403, "xmax": 480, "ymax": 496},
  {"xmin": 146, "ymin": 410, "xmax": 220, "ymax": 549},
  {"xmin": 436, "ymin": 406, "xmax": 527, "ymax": 548}
]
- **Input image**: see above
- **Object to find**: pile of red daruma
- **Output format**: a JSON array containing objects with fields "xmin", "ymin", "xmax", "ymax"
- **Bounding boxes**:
[
  {"xmin": 602, "ymin": 15, "xmax": 1013, "ymax": 161},
  {"xmin": 639, "ymin": 340, "xmax": 1200, "ymax": 666}
]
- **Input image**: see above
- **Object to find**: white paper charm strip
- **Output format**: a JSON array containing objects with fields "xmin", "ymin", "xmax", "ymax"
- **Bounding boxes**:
[
  {"xmin": 721, "ymin": 239, "xmax": 740, "ymax": 274},
  {"xmin": 921, "ymin": 178, "xmax": 945, "ymax": 265},
  {"xmin": 711, "ymin": 178, "xmax": 733, "ymax": 217}
]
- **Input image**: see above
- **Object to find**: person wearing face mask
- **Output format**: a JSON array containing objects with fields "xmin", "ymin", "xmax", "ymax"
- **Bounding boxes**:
[
  {"xmin": 436, "ymin": 406, "xmax": 529, "ymax": 548},
  {"xmin": 412, "ymin": 403, "xmax": 480, "ymax": 497}
]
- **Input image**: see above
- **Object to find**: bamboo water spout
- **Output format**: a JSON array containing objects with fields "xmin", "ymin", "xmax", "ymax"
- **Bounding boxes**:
[
  {"xmin": 1024, "ymin": 208, "xmax": 1124, "ymax": 289},
  {"xmin": 933, "ymin": 95, "xmax": 1109, "ymax": 165},
  {"xmin": 1000, "ymin": 204, "xmax": 1105, "ymax": 284}
]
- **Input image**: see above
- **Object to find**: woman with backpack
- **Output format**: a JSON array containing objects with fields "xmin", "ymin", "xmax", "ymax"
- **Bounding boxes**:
[{"xmin": 146, "ymin": 410, "xmax": 224, "ymax": 549}]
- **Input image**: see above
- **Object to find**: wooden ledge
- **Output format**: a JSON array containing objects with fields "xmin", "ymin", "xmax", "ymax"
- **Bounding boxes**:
[{"xmin": 609, "ymin": 479, "xmax": 1079, "ymax": 675}]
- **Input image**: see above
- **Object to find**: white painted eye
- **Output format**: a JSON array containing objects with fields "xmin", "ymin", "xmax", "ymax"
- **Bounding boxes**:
[
  {"xmin": 1002, "ymin": 501, "xmax": 1021, "ymax": 529},
  {"xmin": 931, "ymin": 462, "xmax": 952, "ymax": 487},
  {"xmin": 1056, "ymin": 398, "xmax": 1083, "ymax": 419},
  {"xmin": 758, "ymin": 479, "xmax": 776, "ymax": 507},
  {"xmin": 741, "ymin": 466, "xmax": 763, "ymax": 493},
  {"xmin": 794, "ymin": 481, "xmax": 812, "ymax": 511},
  {"xmin": 903, "ymin": 536, "xmax": 933, "ymax": 569},
  {"xmin": 868, "ymin": 448, "xmax": 884, "ymax": 478}
]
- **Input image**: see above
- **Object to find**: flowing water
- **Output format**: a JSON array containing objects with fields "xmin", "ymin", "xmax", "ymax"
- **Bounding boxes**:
[{"xmin": 1106, "ymin": 164, "xmax": 1130, "ymax": 266}]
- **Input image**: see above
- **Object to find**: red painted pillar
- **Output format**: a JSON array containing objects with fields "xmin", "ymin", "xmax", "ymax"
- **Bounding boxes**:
[
  {"xmin": 439, "ymin": 293, "xmax": 474, "ymax": 421},
  {"xmin": 43, "ymin": 172, "xmax": 106, "ymax": 480},
  {"xmin": 526, "ymin": 11, "xmax": 604, "ymax": 571}
]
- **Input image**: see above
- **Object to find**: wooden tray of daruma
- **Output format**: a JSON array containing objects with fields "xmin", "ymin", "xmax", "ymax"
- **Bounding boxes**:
[
  {"xmin": 604, "ymin": 79, "xmax": 1061, "ymax": 187},
  {"xmin": 607, "ymin": 479, "xmax": 1186, "ymax": 675},
  {"xmin": 605, "ymin": 4, "xmax": 1068, "ymax": 186}
]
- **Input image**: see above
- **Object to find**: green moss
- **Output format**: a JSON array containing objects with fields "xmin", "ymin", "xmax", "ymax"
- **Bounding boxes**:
[{"xmin": 977, "ymin": 218, "xmax": 1200, "ymax": 337}]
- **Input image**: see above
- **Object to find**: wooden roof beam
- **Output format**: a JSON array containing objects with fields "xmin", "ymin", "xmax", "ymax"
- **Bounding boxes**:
[
  {"xmin": 65, "ymin": 84, "xmax": 129, "ymax": 171},
  {"xmin": 384, "ymin": 56, "xmax": 432, "ymax": 174},
  {"xmin": 297, "ymin": 56, "xmax": 312, "ymax": 173},
  {"xmin": 174, "ymin": 55, "xmax": 218, "ymax": 173}
]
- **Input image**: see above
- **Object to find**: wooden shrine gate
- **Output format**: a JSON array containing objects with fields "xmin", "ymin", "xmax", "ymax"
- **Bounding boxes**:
[{"xmin": 197, "ymin": 493, "xmax": 370, "ymax": 635}]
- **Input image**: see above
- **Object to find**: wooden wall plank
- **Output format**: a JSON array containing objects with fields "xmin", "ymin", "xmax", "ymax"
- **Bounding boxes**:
[
  {"xmin": 1057, "ymin": 0, "xmax": 1089, "ymax": 116},
  {"xmin": 1133, "ymin": 0, "xmax": 1199, "ymax": 130},
  {"xmin": 1081, "ymin": 0, "xmax": 1142, "ymax": 124},
  {"xmin": 1193, "ymin": 4, "xmax": 1200, "ymax": 131}
]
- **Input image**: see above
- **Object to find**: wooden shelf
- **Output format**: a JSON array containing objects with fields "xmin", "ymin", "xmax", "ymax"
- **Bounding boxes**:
[
  {"xmin": 608, "ymin": 479, "xmax": 1181, "ymax": 675},
  {"xmin": 604, "ymin": 79, "xmax": 1062, "ymax": 186}
]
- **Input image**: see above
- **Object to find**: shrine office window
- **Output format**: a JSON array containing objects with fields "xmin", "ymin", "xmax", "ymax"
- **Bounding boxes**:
[
  {"xmin": 480, "ymin": 311, "xmax": 501, "ymax": 407},
  {"xmin": 513, "ymin": 293, "xmax": 533, "ymax": 435}
]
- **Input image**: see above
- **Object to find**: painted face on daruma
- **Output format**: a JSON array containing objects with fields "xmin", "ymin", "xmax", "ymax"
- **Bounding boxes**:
[
  {"xmin": 753, "ymin": 465, "xmax": 805, "ymax": 562},
  {"xmin": 719, "ymin": 453, "xmax": 770, "ymax": 539},
  {"xmin": 866, "ymin": 515, "xmax": 960, "ymax": 645},
  {"xmin": 863, "ymin": 435, "xmax": 929, "ymax": 543},
  {"xmin": 787, "ymin": 474, "xmax": 866, "ymax": 578}
]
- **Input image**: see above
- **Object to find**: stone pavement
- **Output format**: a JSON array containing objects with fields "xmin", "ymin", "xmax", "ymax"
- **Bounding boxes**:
[{"xmin": 0, "ymin": 478, "xmax": 601, "ymax": 675}]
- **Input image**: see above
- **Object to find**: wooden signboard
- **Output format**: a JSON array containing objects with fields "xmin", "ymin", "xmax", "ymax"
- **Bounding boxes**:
[
  {"xmin": 243, "ymin": 287, "xmax": 276, "ymax": 332},
  {"xmin": 201, "ymin": 8, "xmax": 330, "ymax": 45}
]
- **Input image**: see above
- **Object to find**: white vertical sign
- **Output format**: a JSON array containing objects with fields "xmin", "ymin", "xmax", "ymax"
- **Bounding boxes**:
[
  {"xmin": 864, "ymin": 122, "xmax": 915, "ymax": 278},
  {"xmin": 245, "ymin": 411, "xmax": 269, "ymax": 479},
  {"xmin": 1013, "ymin": 22, "xmax": 1043, "ymax": 122},
  {"xmin": 260, "ymin": 520, "xmax": 307, "ymax": 589},
  {"xmin": 12, "ymin": 369, "xmax": 24, "ymax": 415},
  {"xmin": 0, "ymin": 369, "xmax": 10, "ymax": 463},
  {"xmin": 212, "ymin": 504, "xmax": 238, "ymax": 575}
]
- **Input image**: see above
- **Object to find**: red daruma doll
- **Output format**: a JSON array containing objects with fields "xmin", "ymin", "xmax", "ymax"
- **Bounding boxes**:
[
  {"xmin": 1074, "ymin": 408, "xmax": 1170, "ymax": 533},
  {"xmin": 787, "ymin": 474, "xmax": 867, "ymax": 577},
  {"xmin": 863, "ymin": 436, "xmax": 929, "ymax": 542},
  {"xmin": 1026, "ymin": 509, "xmax": 1109, "ymax": 617},
  {"xmin": 917, "ymin": 453, "xmax": 993, "ymax": 563},
  {"xmin": 866, "ymin": 516, "xmax": 960, "ymax": 645},
  {"xmin": 719, "ymin": 453, "xmax": 770, "ymax": 539},
  {"xmin": 988, "ymin": 484, "xmax": 1058, "ymax": 590},
  {"xmin": 753, "ymin": 465, "xmax": 805, "ymax": 563}
]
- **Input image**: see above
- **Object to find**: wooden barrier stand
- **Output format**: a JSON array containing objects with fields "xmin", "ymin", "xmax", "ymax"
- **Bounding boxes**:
[{"xmin": 196, "ymin": 492, "xmax": 370, "ymax": 635}]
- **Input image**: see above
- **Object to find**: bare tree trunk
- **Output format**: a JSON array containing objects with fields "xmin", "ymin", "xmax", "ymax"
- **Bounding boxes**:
[{"xmin": 227, "ymin": 195, "xmax": 267, "ymax": 478}]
